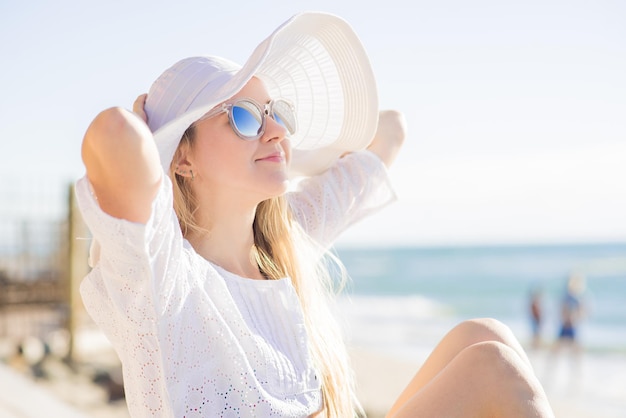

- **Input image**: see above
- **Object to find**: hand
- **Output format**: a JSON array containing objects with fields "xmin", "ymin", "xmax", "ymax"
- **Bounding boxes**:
[
  {"xmin": 133, "ymin": 93, "xmax": 149, "ymax": 123},
  {"xmin": 367, "ymin": 110, "xmax": 407, "ymax": 167}
]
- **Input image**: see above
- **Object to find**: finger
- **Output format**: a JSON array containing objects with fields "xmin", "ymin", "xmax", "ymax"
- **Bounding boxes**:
[
  {"xmin": 133, "ymin": 93, "xmax": 147, "ymax": 113},
  {"xmin": 133, "ymin": 93, "xmax": 148, "ymax": 122}
]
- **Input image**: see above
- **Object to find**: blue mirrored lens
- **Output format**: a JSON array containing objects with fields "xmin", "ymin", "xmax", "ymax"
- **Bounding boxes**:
[{"xmin": 232, "ymin": 105, "xmax": 262, "ymax": 138}]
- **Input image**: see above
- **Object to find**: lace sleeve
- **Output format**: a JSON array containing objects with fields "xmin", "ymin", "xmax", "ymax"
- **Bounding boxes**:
[
  {"xmin": 74, "ymin": 175, "xmax": 183, "ymax": 325},
  {"xmin": 288, "ymin": 150, "xmax": 397, "ymax": 248}
]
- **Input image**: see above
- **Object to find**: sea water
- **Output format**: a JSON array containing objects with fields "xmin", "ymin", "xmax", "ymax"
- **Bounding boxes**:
[{"xmin": 334, "ymin": 242, "xmax": 626, "ymax": 357}]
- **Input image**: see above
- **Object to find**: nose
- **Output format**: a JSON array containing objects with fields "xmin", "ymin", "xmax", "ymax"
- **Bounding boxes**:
[{"xmin": 261, "ymin": 113, "xmax": 288, "ymax": 143}]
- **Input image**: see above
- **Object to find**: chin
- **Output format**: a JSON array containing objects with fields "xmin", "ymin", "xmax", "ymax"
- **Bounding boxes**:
[
  {"xmin": 267, "ymin": 179, "xmax": 290, "ymax": 198},
  {"xmin": 268, "ymin": 170, "xmax": 290, "ymax": 189},
  {"xmin": 249, "ymin": 169, "xmax": 290, "ymax": 200}
]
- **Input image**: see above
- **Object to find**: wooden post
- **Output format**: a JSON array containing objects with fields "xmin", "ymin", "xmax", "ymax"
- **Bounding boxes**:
[{"xmin": 66, "ymin": 183, "xmax": 90, "ymax": 363}]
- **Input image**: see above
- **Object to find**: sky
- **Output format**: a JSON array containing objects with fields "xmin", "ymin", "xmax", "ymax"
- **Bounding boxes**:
[{"xmin": 1, "ymin": 0, "xmax": 625, "ymax": 247}]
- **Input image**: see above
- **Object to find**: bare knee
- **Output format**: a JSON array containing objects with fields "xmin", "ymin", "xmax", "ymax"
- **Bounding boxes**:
[
  {"xmin": 453, "ymin": 318, "xmax": 514, "ymax": 343},
  {"xmin": 463, "ymin": 340, "xmax": 523, "ymax": 377},
  {"xmin": 461, "ymin": 341, "xmax": 547, "ymax": 413},
  {"xmin": 448, "ymin": 318, "xmax": 531, "ymax": 365}
]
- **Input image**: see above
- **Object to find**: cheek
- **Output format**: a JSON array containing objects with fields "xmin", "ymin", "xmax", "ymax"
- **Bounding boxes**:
[
  {"xmin": 282, "ymin": 139, "xmax": 292, "ymax": 164},
  {"xmin": 192, "ymin": 139, "xmax": 236, "ymax": 179}
]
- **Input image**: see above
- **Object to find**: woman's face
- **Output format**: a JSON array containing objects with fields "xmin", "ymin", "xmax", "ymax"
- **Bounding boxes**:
[{"xmin": 184, "ymin": 77, "xmax": 292, "ymax": 203}]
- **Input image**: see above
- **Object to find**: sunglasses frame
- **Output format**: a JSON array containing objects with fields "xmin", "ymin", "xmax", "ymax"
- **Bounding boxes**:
[{"xmin": 198, "ymin": 97, "xmax": 297, "ymax": 141}]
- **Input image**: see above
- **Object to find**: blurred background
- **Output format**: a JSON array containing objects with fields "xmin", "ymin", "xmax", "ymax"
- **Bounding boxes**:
[{"xmin": 1, "ymin": 0, "xmax": 625, "ymax": 417}]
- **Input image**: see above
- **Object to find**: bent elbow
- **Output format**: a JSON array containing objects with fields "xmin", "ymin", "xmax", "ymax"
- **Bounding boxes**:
[
  {"xmin": 81, "ymin": 107, "xmax": 154, "ymax": 174},
  {"xmin": 82, "ymin": 107, "xmax": 129, "ymax": 166}
]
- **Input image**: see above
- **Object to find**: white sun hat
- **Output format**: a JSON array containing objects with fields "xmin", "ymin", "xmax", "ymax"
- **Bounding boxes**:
[{"xmin": 144, "ymin": 11, "xmax": 378, "ymax": 177}]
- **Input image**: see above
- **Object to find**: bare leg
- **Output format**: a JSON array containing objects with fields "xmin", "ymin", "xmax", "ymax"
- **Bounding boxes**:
[{"xmin": 386, "ymin": 318, "xmax": 554, "ymax": 418}]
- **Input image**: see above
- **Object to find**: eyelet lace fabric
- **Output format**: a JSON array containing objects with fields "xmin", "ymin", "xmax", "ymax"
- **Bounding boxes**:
[{"xmin": 75, "ymin": 150, "xmax": 395, "ymax": 417}]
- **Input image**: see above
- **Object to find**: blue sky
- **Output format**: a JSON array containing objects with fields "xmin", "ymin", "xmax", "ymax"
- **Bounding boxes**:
[{"xmin": 1, "ymin": 0, "xmax": 625, "ymax": 246}]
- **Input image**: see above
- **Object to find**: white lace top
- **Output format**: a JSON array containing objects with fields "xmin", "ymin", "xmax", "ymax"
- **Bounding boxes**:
[{"xmin": 76, "ymin": 151, "xmax": 395, "ymax": 418}]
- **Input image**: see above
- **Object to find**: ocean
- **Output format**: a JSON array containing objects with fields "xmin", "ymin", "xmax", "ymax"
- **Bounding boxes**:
[{"xmin": 333, "ymin": 242, "xmax": 626, "ymax": 357}]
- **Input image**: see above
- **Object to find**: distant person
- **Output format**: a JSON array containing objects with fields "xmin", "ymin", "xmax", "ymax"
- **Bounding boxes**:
[
  {"xmin": 529, "ymin": 287, "xmax": 544, "ymax": 349},
  {"xmin": 76, "ymin": 12, "xmax": 553, "ymax": 417},
  {"xmin": 544, "ymin": 272, "xmax": 587, "ymax": 386},
  {"xmin": 554, "ymin": 273, "xmax": 587, "ymax": 352}
]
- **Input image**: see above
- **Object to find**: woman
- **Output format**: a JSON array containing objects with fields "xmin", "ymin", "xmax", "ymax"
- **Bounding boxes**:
[{"xmin": 77, "ymin": 12, "xmax": 554, "ymax": 418}]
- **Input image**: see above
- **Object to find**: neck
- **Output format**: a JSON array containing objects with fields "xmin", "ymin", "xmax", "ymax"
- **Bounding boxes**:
[{"xmin": 186, "ymin": 192, "xmax": 265, "ymax": 280}]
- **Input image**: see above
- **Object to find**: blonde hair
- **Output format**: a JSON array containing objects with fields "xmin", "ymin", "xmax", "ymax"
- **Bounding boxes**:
[{"xmin": 169, "ymin": 125, "xmax": 362, "ymax": 417}]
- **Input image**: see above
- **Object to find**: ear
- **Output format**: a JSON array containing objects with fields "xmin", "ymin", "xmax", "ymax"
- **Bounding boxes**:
[{"xmin": 172, "ymin": 143, "xmax": 194, "ymax": 179}]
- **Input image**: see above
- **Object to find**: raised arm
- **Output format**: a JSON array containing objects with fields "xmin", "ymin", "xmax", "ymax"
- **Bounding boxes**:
[
  {"xmin": 81, "ymin": 95, "xmax": 162, "ymax": 223},
  {"xmin": 366, "ymin": 110, "xmax": 407, "ymax": 167}
]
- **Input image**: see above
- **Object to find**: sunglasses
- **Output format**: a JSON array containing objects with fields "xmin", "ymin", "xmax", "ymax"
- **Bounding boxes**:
[{"xmin": 198, "ymin": 97, "xmax": 297, "ymax": 141}]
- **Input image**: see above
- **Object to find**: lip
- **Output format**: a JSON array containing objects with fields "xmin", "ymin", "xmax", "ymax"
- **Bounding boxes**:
[{"xmin": 256, "ymin": 152, "xmax": 285, "ymax": 163}]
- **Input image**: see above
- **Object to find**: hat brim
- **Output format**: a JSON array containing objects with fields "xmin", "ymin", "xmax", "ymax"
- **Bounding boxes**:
[{"xmin": 152, "ymin": 12, "xmax": 378, "ymax": 177}]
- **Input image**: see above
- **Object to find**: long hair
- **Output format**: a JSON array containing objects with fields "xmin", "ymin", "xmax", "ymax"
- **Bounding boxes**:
[{"xmin": 169, "ymin": 125, "xmax": 362, "ymax": 417}]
